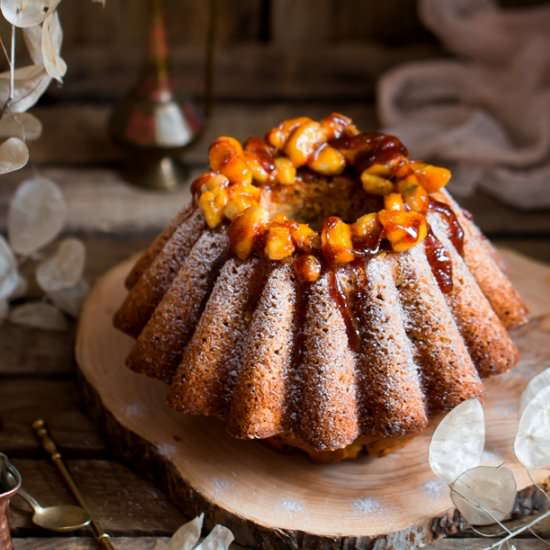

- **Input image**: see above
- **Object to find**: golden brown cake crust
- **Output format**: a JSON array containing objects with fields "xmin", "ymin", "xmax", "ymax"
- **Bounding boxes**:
[{"xmin": 113, "ymin": 116, "xmax": 528, "ymax": 459}]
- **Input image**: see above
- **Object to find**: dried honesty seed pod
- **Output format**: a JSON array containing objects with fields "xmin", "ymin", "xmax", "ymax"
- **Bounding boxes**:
[
  {"xmin": 1, "ymin": 0, "xmax": 62, "ymax": 27},
  {"xmin": 154, "ymin": 514, "xmax": 204, "ymax": 550},
  {"xmin": 42, "ymin": 12, "xmax": 66, "ymax": 82},
  {"xmin": 0, "ymin": 113, "xmax": 42, "ymax": 141},
  {"xmin": 48, "ymin": 279, "xmax": 89, "ymax": 318},
  {"xmin": 23, "ymin": 23, "xmax": 42, "ymax": 64},
  {"xmin": 0, "ymin": 234, "xmax": 18, "ymax": 300},
  {"xmin": 36, "ymin": 238, "xmax": 86, "ymax": 292},
  {"xmin": 450, "ymin": 465, "xmax": 516, "ymax": 526},
  {"xmin": 195, "ymin": 525, "xmax": 234, "ymax": 550},
  {"xmin": 429, "ymin": 399, "xmax": 485, "ymax": 483},
  {"xmin": 0, "ymin": 137, "xmax": 29, "ymax": 175},
  {"xmin": 8, "ymin": 178, "xmax": 66, "ymax": 255},
  {"xmin": 520, "ymin": 367, "xmax": 550, "ymax": 413},
  {"xmin": 514, "ymin": 385, "xmax": 550, "ymax": 470},
  {"xmin": 9, "ymin": 301, "xmax": 68, "ymax": 331},
  {"xmin": 0, "ymin": 64, "xmax": 51, "ymax": 113}
]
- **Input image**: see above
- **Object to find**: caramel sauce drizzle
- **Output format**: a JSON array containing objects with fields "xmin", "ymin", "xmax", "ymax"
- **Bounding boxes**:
[
  {"xmin": 429, "ymin": 199, "xmax": 465, "ymax": 256},
  {"xmin": 332, "ymin": 132, "xmax": 408, "ymax": 170},
  {"xmin": 328, "ymin": 269, "xmax": 362, "ymax": 353},
  {"xmin": 424, "ymin": 229, "xmax": 453, "ymax": 294},
  {"xmin": 424, "ymin": 199, "xmax": 466, "ymax": 295}
]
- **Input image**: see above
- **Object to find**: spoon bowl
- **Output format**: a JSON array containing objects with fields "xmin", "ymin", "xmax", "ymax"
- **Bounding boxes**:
[
  {"xmin": 17, "ymin": 487, "xmax": 91, "ymax": 533},
  {"xmin": 32, "ymin": 503, "xmax": 92, "ymax": 532}
]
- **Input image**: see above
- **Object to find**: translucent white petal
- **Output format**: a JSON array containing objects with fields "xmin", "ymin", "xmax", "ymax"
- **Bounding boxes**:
[
  {"xmin": 0, "ymin": 64, "xmax": 51, "ymax": 113},
  {"xmin": 0, "ymin": 137, "xmax": 29, "ymax": 174},
  {"xmin": 9, "ymin": 301, "xmax": 67, "ymax": 331},
  {"xmin": 520, "ymin": 367, "xmax": 550, "ymax": 414},
  {"xmin": 41, "ymin": 12, "xmax": 65, "ymax": 82},
  {"xmin": 1, "ymin": 0, "xmax": 62, "ymax": 28},
  {"xmin": 514, "ymin": 385, "xmax": 550, "ymax": 470},
  {"xmin": 429, "ymin": 399, "xmax": 485, "ymax": 483},
  {"xmin": 194, "ymin": 524, "xmax": 234, "ymax": 550},
  {"xmin": 450, "ymin": 465, "xmax": 516, "ymax": 526},
  {"xmin": 8, "ymin": 177, "xmax": 66, "ymax": 255},
  {"xmin": 48, "ymin": 279, "xmax": 89, "ymax": 318},
  {"xmin": 22, "ymin": 23, "xmax": 42, "ymax": 64},
  {"xmin": 36, "ymin": 238, "xmax": 86, "ymax": 292},
  {"xmin": 0, "ymin": 66, "xmax": 49, "ymax": 115},
  {"xmin": 0, "ymin": 112, "xmax": 42, "ymax": 141}
]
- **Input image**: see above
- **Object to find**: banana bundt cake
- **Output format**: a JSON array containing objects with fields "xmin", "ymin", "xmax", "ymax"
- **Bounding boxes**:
[{"xmin": 114, "ymin": 113, "xmax": 528, "ymax": 462}]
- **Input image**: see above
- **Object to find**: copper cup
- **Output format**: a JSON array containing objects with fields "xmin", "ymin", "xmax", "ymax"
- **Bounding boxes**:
[{"xmin": 0, "ymin": 454, "xmax": 21, "ymax": 550}]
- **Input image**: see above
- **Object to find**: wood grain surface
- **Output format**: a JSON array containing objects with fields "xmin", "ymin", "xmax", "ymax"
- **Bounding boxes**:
[
  {"xmin": 74, "ymin": 251, "xmax": 550, "ymax": 548},
  {"xmin": 0, "ymin": 90, "xmax": 548, "ymax": 547}
]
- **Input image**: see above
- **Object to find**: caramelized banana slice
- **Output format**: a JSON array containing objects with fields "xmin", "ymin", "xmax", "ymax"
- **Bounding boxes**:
[
  {"xmin": 266, "ymin": 116, "xmax": 311, "ymax": 150},
  {"xmin": 321, "ymin": 216, "xmax": 355, "ymax": 265}
]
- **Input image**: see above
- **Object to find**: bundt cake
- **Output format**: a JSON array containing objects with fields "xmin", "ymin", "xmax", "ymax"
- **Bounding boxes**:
[{"xmin": 114, "ymin": 113, "xmax": 528, "ymax": 462}]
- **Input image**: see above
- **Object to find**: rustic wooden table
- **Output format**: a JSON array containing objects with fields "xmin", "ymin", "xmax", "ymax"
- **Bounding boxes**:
[{"xmin": 1, "ymin": 102, "xmax": 549, "ymax": 549}]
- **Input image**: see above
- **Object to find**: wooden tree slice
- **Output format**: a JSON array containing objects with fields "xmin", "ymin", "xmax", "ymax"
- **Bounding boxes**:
[{"xmin": 76, "ymin": 250, "xmax": 550, "ymax": 549}]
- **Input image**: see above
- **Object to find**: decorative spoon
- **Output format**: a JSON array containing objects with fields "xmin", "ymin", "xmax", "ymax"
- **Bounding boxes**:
[
  {"xmin": 17, "ymin": 487, "xmax": 91, "ymax": 532},
  {"xmin": 32, "ymin": 419, "xmax": 115, "ymax": 549}
]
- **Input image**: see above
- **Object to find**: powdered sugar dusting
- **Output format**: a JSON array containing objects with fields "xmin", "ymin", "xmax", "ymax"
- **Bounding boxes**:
[
  {"xmin": 211, "ymin": 478, "xmax": 232, "ymax": 494},
  {"xmin": 157, "ymin": 443, "xmax": 177, "ymax": 458},
  {"xmin": 294, "ymin": 271, "xmax": 359, "ymax": 448},
  {"xmin": 422, "ymin": 478, "xmax": 447, "ymax": 499},
  {"xmin": 126, "ymin": 403, "xmax": 145, "ymax": 417},
  {"xmin": 492, "ymin": 403, "xmax": 515, "ymax": 418},
  {"xmin": 280, "ymin": 499, "xmax": 304, "ymax": 513},
  {"xmin": 352, "ymin": 497, "xmax": 382, "ymax": 514}
]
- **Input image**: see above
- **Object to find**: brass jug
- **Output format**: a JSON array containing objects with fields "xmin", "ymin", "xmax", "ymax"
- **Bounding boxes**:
[{"xmin": 109, "ymin": 0, "xmax": 203, "ymax": 191}]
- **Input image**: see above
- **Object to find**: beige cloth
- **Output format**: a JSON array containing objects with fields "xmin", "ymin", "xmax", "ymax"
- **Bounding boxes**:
[{"xmin": 378, "ymin": 0, "xmax": 550, "ymax": 209}]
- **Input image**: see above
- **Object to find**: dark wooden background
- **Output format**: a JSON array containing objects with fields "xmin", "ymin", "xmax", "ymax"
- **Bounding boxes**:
[{"xmin": 1, "ymin": 1, "xmax": 550, "ymax": 548}]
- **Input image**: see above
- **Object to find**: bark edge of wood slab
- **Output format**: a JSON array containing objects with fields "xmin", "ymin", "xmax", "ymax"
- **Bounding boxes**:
[{"xmin": 75, "ymin": 251, "xmax": 550, "ymax": 549}]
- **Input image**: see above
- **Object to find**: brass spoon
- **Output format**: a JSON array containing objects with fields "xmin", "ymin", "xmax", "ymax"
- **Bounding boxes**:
[{"xmin": 17, "ymin": 487, "xmax": 91, "ymax": 533}]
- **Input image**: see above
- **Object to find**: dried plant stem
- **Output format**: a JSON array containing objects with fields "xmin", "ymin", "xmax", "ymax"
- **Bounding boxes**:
[
  {"xmin": 471, "ymin": 526, "xmax": 507, "ymax": 538},
  {"xmin": 0, "ymin": 32, "xmax": 12, "ymax": 117},
  {"xmin": 9, "ymin": 25, "xmax": 15, "ymax": 101},
  {"xmin": 483, "ymin": 508, "xmax": 550, "ymax": 550},
  {"xmin": 528, "ymin": 528, "xmax": 550, "ymax": 547}
]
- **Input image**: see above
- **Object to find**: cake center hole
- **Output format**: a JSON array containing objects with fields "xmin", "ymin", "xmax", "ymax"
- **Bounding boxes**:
[{"xmin": 267, "ymin": 173, "xmax": 381, "ymax": 230}]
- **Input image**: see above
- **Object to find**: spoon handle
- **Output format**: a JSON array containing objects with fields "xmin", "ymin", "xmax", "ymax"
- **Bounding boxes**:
[
  {"xmin": 16, "ymin": 487, "xmax": 41, "ymax": 513},
  {"xmin": 32, "ymin": 419, "xmax": 115, "ymax": 550}
]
